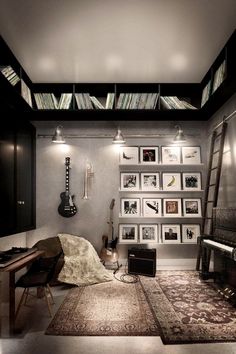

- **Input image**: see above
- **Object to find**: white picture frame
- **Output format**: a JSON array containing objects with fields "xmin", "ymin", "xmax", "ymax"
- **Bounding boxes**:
[
  {"xmin": 183, "ymin": 199, "xmax": 202, "ymax": 217},
  {"xmin": 182, "ymin": 224, "xmax": 201, "ymax": 243},
  {"xmin": 141, "ymin": 172, "xmax": 160, "ymax": 191},
  {"xmin": 162, "ymin": 224, "xmax": 181, "ymax": 244},
  {"xmin": 119, "ymin": 224, "xmax": 138, "ymax": 243},
  {"xmin": 142, "ymin": 198, "xmax": 162, "ymax": 217},
  {"xmin": 182, "ymin": 146, "xmax": 201, "ymax": 164},
  {"xmin": 163, "ymin": 199, "xmax": 182, "ymax": 217},
  {"xmin": 121, "ymin": 198, "xmax": 140, "ymax": 217},
  {"xmin": 140, "ymin": 146, "xmax": 159, "ymax": 164},
  {"xmin": 161, "ymin": 146, "xmax": 181, "ymax": 164},
  {"xmin": 119, "ymin": 146, "xmax": 139, "ymax": 165},
  {"xmin": 139, "ymin": 224, "xmax": 158, "ymax": 243},
  {"xmin": 182, "ymin": 173, "xmax": 202, "ymax": 191},
  {"xmin": 162, "ymin": 173, "xmax": 181, "ymax": 191},
  {"xmin": 120, "ymin": 173, "xmax": 139, "ymax": 191}
]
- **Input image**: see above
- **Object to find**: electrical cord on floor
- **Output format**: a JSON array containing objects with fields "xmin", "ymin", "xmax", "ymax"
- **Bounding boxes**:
[{"xmin": 113, "ymin": 261, "xmax": 139, "ymax": 284}]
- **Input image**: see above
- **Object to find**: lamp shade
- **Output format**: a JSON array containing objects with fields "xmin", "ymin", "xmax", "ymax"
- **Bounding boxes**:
[
  {"xmin": 52, "ymin": 126, "xmax": 66, "ymax": 143},
  {"xmin": 173, "ymin": 125, "xmax": 186, "ymax": 143},
  {"xmin": 112, "ymin": 129, "xmax": 126, "ymax": 144}
]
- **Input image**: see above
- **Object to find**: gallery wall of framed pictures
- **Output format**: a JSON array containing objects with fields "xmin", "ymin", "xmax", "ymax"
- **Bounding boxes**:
[{"xmin": 118, "ymin": 145, "xmax": 204, "ymax": 245}]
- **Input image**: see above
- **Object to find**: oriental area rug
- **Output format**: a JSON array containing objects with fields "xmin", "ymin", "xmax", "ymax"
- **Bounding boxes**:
[
  {"xmin": 45, "ymin": 278, "xmax": 160, "ymax": 336},
  {"xmin": 140, "ymin": 270, "xmax": 236, "ymax": 344}
]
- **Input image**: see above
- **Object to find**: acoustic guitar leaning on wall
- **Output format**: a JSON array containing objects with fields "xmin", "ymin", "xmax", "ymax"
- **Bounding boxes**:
[{"xmin": 100, "ymin": 199, "xmax": 121, "ymax": 272}]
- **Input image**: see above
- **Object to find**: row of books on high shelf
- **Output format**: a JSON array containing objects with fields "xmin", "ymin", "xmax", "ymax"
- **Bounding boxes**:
[
  {"xmin": 0, "ymin": 65, "xmax": 20, "ymax": 86},
  {"xmin": 201, "ymin": 60, "xmax": 226, "ymax": 107}
]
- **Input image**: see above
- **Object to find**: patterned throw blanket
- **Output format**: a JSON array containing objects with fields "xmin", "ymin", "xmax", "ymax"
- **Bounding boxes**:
[{"xmin": 57, "ymin": 233, "xmax": 113, "ymax": 286}]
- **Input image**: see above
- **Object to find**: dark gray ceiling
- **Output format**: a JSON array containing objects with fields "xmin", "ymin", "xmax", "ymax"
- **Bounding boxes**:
[{"xmin": 0, "ymin": 0, "xmax": 235, "ymax": 83}]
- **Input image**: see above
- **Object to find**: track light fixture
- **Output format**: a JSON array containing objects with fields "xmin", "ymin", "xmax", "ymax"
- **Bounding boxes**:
[
  {"xmin": 52, "ymin": 125, "xmax": 66, "ymax": 144},
  {"xmin": 173, "ymin": 125, "xmax": 186, "ymax": 143},
  {"xmin": 112, "ymin": 128, "xmax": 126, "ymax": 144}
]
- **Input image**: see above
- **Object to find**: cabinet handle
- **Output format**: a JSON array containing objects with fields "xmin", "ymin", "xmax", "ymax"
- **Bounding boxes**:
[{"xmin": 17, "ymin": 201, "xmax": 25, "ymax": 205}]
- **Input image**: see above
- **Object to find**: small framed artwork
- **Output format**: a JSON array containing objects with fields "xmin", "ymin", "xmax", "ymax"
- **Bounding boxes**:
[
  {"xmin": 141, "ymin": 172, "xmax": 160, "ymax": 191},
  {"xmin": 162, "ymin": 224, "xmax": 181, "ymax": 244},
  {"xmin": 121, "ymin": 198, "xmax": 140, "ymax": 216},
  {"xmin": 183, "ymin": 199, "xmax": 202, "ymax": 217},
  {"xmin": 142, "ymin": 198, "xmax": 162, "ymax": 217},
  {"xmin": 182, "ymin": 173, "xmax": 201, "ymax": 191},
  {"xmin": 162, "ymin": 173, "xmax": 181, "ymax": 191},
  {"xmin": 139, "ymin": 224, "xmax": 158, "ymax": 243},
  {"xmin": 163, "ymin": 199, "xmax": 182, "ymax": 217},
  {"xmin": 182, "ymin": 224, "xmax": 201, "ymax": 243},
  {"xmin": 119, "ymin": 224, "xmax": 138, "ymax": 243},
  {"xmin": 120, "ymin": 173, "xmax": 139, "ymax": 191},
  {"xmin": 161, "ymin": 146, "xmax": 181, "ymax": 164},
  {"xmin": 140, "ymin": 147, "xmax": 159, "ymax": 164},
  {"xmin": 182, "ymin": 147, "xmax": 201, "ymax": 164},
  {"xmin": 119, "ymin": 146, "xmax": 139, "ymax": 165}
]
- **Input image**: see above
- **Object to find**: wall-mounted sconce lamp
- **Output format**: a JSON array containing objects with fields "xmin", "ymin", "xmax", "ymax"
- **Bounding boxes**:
[
  {"xmin": 173, "ymin": 125, "xmax": 186, "ymax": 143},
  {"xmin": 82, "ymin": 161, "xmax": 94, "ymax": 200},
  {"xmin": 52, "ymin": 125, "xmax": 66, "ymax": 144},
  {"xmin": 112, "ymin": 128, "xmax": 126, "ymax": 144}
]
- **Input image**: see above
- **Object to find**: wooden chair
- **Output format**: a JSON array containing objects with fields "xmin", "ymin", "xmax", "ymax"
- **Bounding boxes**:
[{"xmin": 15, "ymin": 253, "xmax": 61, "ymax": 318}]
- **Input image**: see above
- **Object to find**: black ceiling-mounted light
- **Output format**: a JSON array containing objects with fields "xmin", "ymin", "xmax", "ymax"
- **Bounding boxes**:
[
  {"xmin": 112, "ymin": 128, "xmax": 126, "ymax": 144},
  {"xmin": 173, "ymin": 125, "xmax": 186, "ymax": 143},
  {"xmin": 52, "ymin": 125, "xmax": 66, "ymax": 144}
]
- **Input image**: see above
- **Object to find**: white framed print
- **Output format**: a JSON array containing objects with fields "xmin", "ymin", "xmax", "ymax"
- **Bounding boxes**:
[
  {"xmin": 183, "ymin": 199, "xmax": 202, "ymax": 217},
  {"xmin": 161, "ymin": 146, "xmax": 181, "ymax": 164},
  {"xmin": 142, "ymin": 198, "xmax": 162, "ymax": 217},
  {"xmin": 182, "ymin": 146, "xmax": 201, "ymax": 164},
  {"xmin": 182, "ymin": 224, "xmax": 201, "ymax": 243},
  {"xmin": 162, "ymin": 224, "xmax": 181, "ymax": 244},
  {"xmin": 139, "ymin": 224, "xmax": 158, "ymax": 243},
  {"xmin": 119, "ymin": 146, "xmax": 139, "ymax": 165},
  {"xmin": 119, "ymin": 224, "xmax": 138, "ymax": 243},
  {"xmin": 162, "ymin": 173, "xmax": 181, "ymax": 191},
  {"xmin": 182, "ymin": 173, "xmax": 201, "ymax": 191},
  {"xmin": 163, "ymin": 199, "xmax": 182, "ymax": 217},
  {"xmin": 140, "ymin": 147, "xmax": 159, "ymax": 164},
  {"xmin": 141, "ymin": 172, "xmax": 160, "ymax": 191},
  {"xmin": 121, "ymin": 198, "xmax": 140, "ymax": 217},
  {"xmin": 120, "ymin": 173, "xmax": 139, "ymax": 191}
]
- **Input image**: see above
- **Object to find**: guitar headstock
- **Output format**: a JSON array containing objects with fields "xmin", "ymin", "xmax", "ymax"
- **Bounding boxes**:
[
  {"xmin": 109, "ymin": 198, "xmax": 115, "ymax": 210},
  {"xmin": 65, "ymin": 157, "xmax": 70, "ymax": 166}
]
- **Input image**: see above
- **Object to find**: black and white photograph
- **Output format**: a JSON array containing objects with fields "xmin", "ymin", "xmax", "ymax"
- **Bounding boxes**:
[
  {"xmin": 141, "ymin": 173, "xmax": 160, "ymax": 191},
  {"xmin": 139, "ymin": 224, "xmax": 158, "ymax": 243},
  {"xmin": 182, "ymin": 224, "xmax": 200, "ymax": 243},
  {"xmin": 162, "ymin": 224, "xmax": 181, "ymax": 244},
  {"xmin": 119, "ymin": 146, "xmax": 139, "ymax": 165},
  {"xmin": 183, "ymin": 199, "xmax": 202, "ymax": 217},
  {"xmin": 120, "ymin": 173, "xmax": 139, "ymax": 191},
  {"xmin": 118, "ymin": 224, "xmax": 138, "ymax": 243},
  {"xmin": 161, "ymin": 146, "xmax": 181, "ymax": 164},
  {"xmin": 162, "ymin": 173, "xmax": 181, "ymax": 191},
  {"xmin": 182, "ymin": 173, "xmax": 201, "ymax": 191},
  {"xmin": 121, "ymin": 198, "xmax": 140, "ymax": 216},
  {"xmin": 142, "ymin": 198, "xmax": 162, "ymax": 217},
  {"xmin": 163, "ymin": 199, "xmax": 182, "ymax": 217},
  {"xmin": 182, "ymin": 147, "xmax": 201, "ymax": 164},
  {"xmin": 140, "ymin": 146, "xmax": 159, "ymax": 164}
]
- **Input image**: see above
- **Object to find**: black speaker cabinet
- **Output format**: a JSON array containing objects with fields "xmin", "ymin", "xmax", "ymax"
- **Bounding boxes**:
[{"xmin": 128, "ymin": 248, "xmax": 156, "ymax": 277}]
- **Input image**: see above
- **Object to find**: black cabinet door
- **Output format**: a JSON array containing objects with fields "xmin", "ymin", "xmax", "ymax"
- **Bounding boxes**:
[
  {"xmin": 0, "ymin": 126, "xmax": 16, "ymax": 236},
  {"xmin": 16, "ymin": 123, "xmax": 36, "ymax": 232}
]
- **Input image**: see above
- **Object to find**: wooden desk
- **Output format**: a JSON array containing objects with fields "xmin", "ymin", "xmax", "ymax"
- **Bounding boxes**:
[{"xmin": 0, "ymin": 250, "xmax": 44, "ymax": 334}]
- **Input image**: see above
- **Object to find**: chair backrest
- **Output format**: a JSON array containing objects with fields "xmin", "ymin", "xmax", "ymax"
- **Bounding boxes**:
[{"xmin": 29, "ymin": 252, "xmax": 63, "ymax": 283}]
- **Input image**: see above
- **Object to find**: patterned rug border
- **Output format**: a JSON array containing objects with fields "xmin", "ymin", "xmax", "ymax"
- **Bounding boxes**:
[
  {"xmin": 139, "ymin": 271, "xmax": 236, "ymax": 344},
  {"xmin": 45, "ymin": 280, "xmax": 160, "ymax": 336}
]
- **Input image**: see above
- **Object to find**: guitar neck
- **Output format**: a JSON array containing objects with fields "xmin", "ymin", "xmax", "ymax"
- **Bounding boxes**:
[{"xmin": 65, "ymin": 165, "xmax": 70, "ymax": 193}]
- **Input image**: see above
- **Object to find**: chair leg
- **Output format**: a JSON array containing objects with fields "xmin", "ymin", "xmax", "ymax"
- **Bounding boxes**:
[
  {"xmin": 47, "ymin": 284, "xmax": 55, "ymax": 304},
  {"xmin": 15, "ymin": 288, "xmax": 27, "ymax": 319},
  {"xmin": 44, "ymin": 287, "xmax": 53, "ymax": 317}
]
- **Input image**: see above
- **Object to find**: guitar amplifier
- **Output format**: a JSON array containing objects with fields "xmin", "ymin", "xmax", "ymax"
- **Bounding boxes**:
[{"xmin": 128, "ymin": 248, "xmax": 156, "ymax": 277}]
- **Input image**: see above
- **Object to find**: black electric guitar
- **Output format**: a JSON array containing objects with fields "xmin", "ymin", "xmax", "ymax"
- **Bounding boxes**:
[
  {"xmin": 58, "ymin": 157, "xmax": 77, "ymax": 217},
  {"xmin": 100, "ymin": 199, "xmax": 119, "ymax": 265}
]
